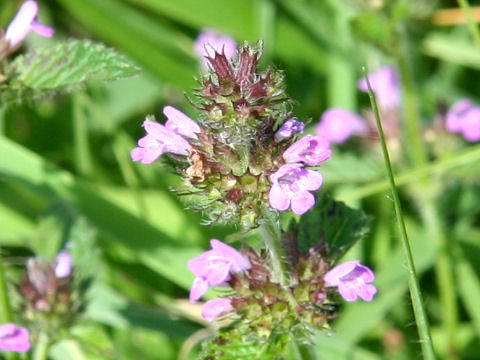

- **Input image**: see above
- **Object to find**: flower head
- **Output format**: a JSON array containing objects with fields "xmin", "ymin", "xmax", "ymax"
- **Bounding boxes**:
[
  {"xmin": 55, "ymin": 250, "xmax": 72, "ymax": 279},
  {"xmin": 283, "ymin": 135, "xmax": 332, "ymax": 166},
  {"xmin": 274, "ymin": 118, "xmax": 305, "ymax": 142},
  {"xmin": 194, "ymin": 29, "xmax": 237, "ymax": 69},
  {"xmin": 445, "ymin": 99, "xmax": 480, "ymax": 142},
  {"xmin": 358, "ymin": 66, "xmax": 400, "ymax": 110},
  {"xmin": 269, "ymin": 163, "xmax": 323, "ymax": 215},
  {"xmin": 130, "ymin": 119, "xmax": 191, "ymax": 164},
  {"xmin": 324, "ymin": 260, "xmax": 377, "ymax": 302},
  {"xmin": 317, "ymin": 108, "xmax": 368, "ymax": 144},
  {"xmin": 163, "ymin": 106, "xmax": 201, "ymax": 139},
  {"xmin": 202, "ymin": 298, "xmax": 234, "ymax": 322},
  {"xmin": 188, "ymin": 239, "xmax": 251, "ymax": 302},
  {"xmin": 0, "ymin": 324, "xmax": 31, "ymax": 353},
  {"xmin": 5, "ymin": 1, "xmax": 54, "ymax": 51}
]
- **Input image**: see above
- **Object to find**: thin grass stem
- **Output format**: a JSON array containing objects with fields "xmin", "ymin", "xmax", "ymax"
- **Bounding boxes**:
[{"xmin": 364, "ymin": 68, "xmax": 436, "ymax": 360}]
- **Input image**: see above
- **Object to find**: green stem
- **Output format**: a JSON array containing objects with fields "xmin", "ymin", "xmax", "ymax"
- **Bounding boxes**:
[
  {"xmin": 397, "ymin": 28, "xmax": 458, "ymax": 359},
  {"xmin": 340, "ymin": 143, "xmax": 480, "ymax": 201},
  {"xmin": 259, "ymin": 209, "xmax": 289, "ymax": 288},
  {"xmin": 0, "ymin": 254, "xmax": 19, "ymax": 360},
  {"xmin": 364, "ymin": 70, "xmax": 436, "ymax": 360},
  {"xmin": 33, "ymin": 333, "xmax": 49, "ymax": 360},
  {"xmin": 0, "ymin": 253, "xmax": 13, "ymax": 323},
  {"xmin": 457, "ymin": 0, "xmax": 480, "ymax": 50}
]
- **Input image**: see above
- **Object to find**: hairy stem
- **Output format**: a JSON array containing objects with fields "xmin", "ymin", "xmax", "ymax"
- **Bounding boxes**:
[
  {"xmin": 365, "ymin": 70, "xmax": 436, "ymax": 360},
  {"xmin": 397, "ymin": 27, "xmax": 458, "ymax": 359},
  {"xmin": 259, "ymin": 208, "xmax": 289, "ymax": 287}
]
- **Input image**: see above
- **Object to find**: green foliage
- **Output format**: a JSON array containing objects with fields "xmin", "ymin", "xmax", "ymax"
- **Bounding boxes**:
[
  {"xmin": 294, "ymin": 193, "xmax": 371, "ymax": 261},
  {"xmin": 1, "ymin": 40, "xmax": 139, "ymax": 104}
]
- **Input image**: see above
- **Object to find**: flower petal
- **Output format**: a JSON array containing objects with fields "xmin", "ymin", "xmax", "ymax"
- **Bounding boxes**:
[
  {"xmin": 201, "ymin": 298, "xmax": 233, "ymax": 322},
  {"xmin": 164, "ymin": 106, "xmax": 200, "ymax": 139},
  {"xmin": 268, "ymin": 182, "xmax": 290, "ymax": 211},
  {"xmin": 337, "ymin": 282, "xmax": 358, "ymax": 302},
  {"xmin": 189, "ymin": 277, "xmax": 208, "ymax": 302},
  {"xmin": 210, "ymin": 239, "xmax": 251, "ymax": 273},
  {"xmin": 290, "ymin": 190, "xmax": 315, "ymax": 215}
]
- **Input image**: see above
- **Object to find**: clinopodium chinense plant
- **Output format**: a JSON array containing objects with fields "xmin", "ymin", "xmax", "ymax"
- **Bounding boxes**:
[{"xmin": 132, "ymin": 43, "xmax": 376, "ymax": 359}]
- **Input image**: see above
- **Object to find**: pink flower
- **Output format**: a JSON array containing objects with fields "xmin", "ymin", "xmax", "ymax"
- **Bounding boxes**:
[
  {"xmin": 55, "ymin": 250, "xmax": 72, "ymax": 278},
  {"xmin": 283, "ymin": 135, "xmax": 332, "ymax": 166},
  {"xmin": 269, "ymin": 163, "xmax": 323, "ymax": 215},
  {"xmin": 445, "ymin": 99, "xmax": 480, "ymax": 142},
  {"xmin": 194, "ymin": 29, "xmax": 237, "ymax": 69},
  {"xmin": 358, "ymin": 66, "xmax": 400, "ymax": 110},
  {"xmin": 317, "ymin": 108, "xmax": 368, "ymax": 144},
  {"xmin": 187, "ymin": 239, "xmax": 251, "ymax": 302},
  {"xmin": 0, "ymin": 323, "xmax": 31, "ymax": 353},
  {"xmin": 5, "ymin": 1, "xmax": 54, "ymax": 51},
  {"xmin": 274, "ymin": 118, "xmax": 305, "ymax": 142},
  {"xmin": 163, "ymin": 106, "xmax": 201, "ymax": 139},
  {"xmin": 201, "ymin": 298, "xmax": 234, "ymax": 322},
  {"xmin": 130, "ymin": 120, "xmax": 191, "ymax": 164},
  {"xmin": 324, "ymin": 260, "xmax": 377, "ymax": 302}
]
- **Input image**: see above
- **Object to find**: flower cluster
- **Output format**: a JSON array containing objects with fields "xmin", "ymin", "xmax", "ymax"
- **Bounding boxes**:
[
  {"xmin": 445, "ymin": 99, "xmax": 480, "ymax": 142},
  {"xmin": 187, "ymin": 240, "xmax": 377, "ymax": 324},
  {"xmin": 131, "ymin": 43, "xmax": 331, "ymax": 228},
  {"xmin": 0, "ymin": 323, "xmax": 30, "ymax": 353},
  {"xmin": 20, "ymin": 250, "xmax": 73, "ymax": 316},
  {"xmin": 0, "ymin": 1, "xmax": 54, "ymax": 59},
  {"xmin": 316, "ymin": 66, "xmax": 400, "ymax": 145}
]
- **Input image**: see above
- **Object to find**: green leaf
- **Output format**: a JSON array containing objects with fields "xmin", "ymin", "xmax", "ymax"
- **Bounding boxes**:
[
  {"xmin": 350, "ymin": 11, "xmax": 395, "ymax": 53},
  {"xmin": 198, "ymin": 325, "xmax": 289, "ymax": 360},
  {"xmin": 1, "ymin": 40, "xmax": 139, "ymax": 103},
  {"xmin": 294, "ymin": 193, "xmax": 370, "ymax": 261}
]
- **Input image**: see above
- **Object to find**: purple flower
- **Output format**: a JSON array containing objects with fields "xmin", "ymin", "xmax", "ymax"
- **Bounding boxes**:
[
  {"xmin": 201, "ymin": 298, "xmax": 234, "ymax": 322},
  {"xmin": 163, "ymin": 106, "xmax": 201, "ymax": 139},
  {"xmin": 446, "ymin": 99, "xmax": 473, "ymax": 133},
  {"xmin": 0, "ymin": 323, "xmax": 31, "ymax": 353},
  {"xmin": 317, "ymin": 108, "xmax": 368, "ymax": 144},
  {"xmin": 283, "ymin": 135, "xmax": 332, "ymax": 166},
  {"xmin": 5, "ymin": 1, "xmax": 54, "ymax": 51},
  {"xmin": 358, "ymin": 66, "xmax": 400, "ymax": 109},
  {"xmin": 194, "ymin": 29, "xmax": 237, "ymax": 69},
  {"xmin": 55, "ymin": 250, "xmax": 72, "ymax": 279},
  {"xmin": 131, "ymin": 120, "xmax": 191, "ymax": 164},
  {"xmin": 274, "ymin": 118, "xmax": 305, "ymax": 142},
  {"xmin": 269, "ymin": 163, "xmax": 323, "ymax": 215},
  {"xmin": 324, "ymin": 260, "xmax": 377, "ymax": 302},
  {"xmin": 445, "ymin": 99, "xmax": 480, "ymax": 142},
  {"xmin": 188, "ymin": 239, "xmax": 251, "ymax": 302}
]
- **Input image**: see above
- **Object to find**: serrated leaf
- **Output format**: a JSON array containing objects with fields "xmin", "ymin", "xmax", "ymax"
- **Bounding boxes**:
[
  {"xmin": 294, "ymin": 193, "xmax": 370, "ymax": 261},
  {"xmin": 1, "ymin": 40, "xmax": 139, "ymax": 104}
]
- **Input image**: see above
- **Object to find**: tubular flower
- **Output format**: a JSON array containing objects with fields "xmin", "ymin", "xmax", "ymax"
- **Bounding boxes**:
[
  {"xmin": 130, "ymin": 119, "xmax": 192, "ymax": 164},
  {"xmin": 0, "ymin": 324, "xmax": 31, "ymax": 353},
  {"xmin": 188, "ymin": 239, "xmax": 251, "ymax": 302},
  {"xmin": 194, "ymin": 29, "xmax": 237, "ymax": 69},
  {"xmin": 274, "ymin": 118, "xmax": 305, "ymax": 142},
  {"xmin": 324, "ymin": 260, "xmax": 377, "ymax": 302},
  {"xmin": 446, "ymin": 99, "xmax": 480, "ymax": 142},
  {"xmin": 5, "ymin": 1, "xmax": 54, "ymax": 51},
  {"xmin": 269, "ymin": 163, "xmax": 323, "ymax": 215},
  {"xmin": 283, "ymin": 135, "xmax": 332, "ymax": 166},
  {"xmin": 54, "ymin": 250, "xmax": 72, "ymax": 279},
  {"xmin": 357, "ymin": 66, "xmax": 400, "ymax": 110},
  {"xmin": 164, "ymin": 106, "xmax": 201, "ymax": 139},
  {"xmin": 202, "ymin": 298, "xmax": 234, "ymax": 322},
  {"xmin": 317, "ymin": 108, "xmax": 368, "ymax": 144}
]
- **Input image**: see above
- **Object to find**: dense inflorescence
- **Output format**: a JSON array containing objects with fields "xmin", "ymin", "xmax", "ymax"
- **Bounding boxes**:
[{"xmin": 132, "ymin": 43, "xmax": 331, "ymax": 230}]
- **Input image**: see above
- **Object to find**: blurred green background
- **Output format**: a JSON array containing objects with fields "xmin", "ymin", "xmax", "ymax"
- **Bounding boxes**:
[{"xmin": 2, "ymin": 0, "xmax": 480, "ymax": 359}]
